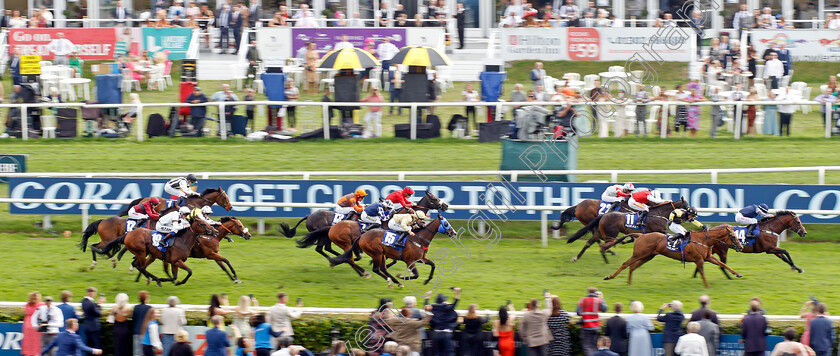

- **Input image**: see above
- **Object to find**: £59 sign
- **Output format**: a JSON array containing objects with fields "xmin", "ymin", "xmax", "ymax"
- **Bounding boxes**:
[{"xmin": 567, "ymin": 28, "xmax": 600, "ymax": 60}]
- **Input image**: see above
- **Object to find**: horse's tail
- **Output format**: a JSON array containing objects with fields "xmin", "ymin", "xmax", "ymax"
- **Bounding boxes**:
[
  {"xmin": 95, "ymin": 234, "xmax": 126, "ymax": 255},
  {"xmin": 567, "ymin": 214, "xmax": 604, "ymax": 243},
  {"xmin": 79, "ymin": 219, "xmax": 103, "ymax": 251},
  {"xmin": 117, "ymin": 246, "xmax": 129, "ymax": 261},
  {"xmin": 279, "ymin": 216, "xmax": 308, "ymax": 238},
  {"xmin": 296, "ymin": 226, "xmax": 330, "ymax": 248},
  {"xmin": 551, "ymin": 206, "xmax": 577, "ymax": 230},
  {"xmin": 117, "ymin": 197, "xmax": 144, "ymax": 217},
  {"xmin": 329, "ymin": 235, "xmax": 360, "ymax": 267}
]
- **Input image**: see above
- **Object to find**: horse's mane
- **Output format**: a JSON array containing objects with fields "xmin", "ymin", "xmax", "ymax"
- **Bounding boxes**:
[
  {"xmin": 219, "ymin": 216, "xmax": 235, "ymax": 223},
  {"xmin": 774, "ymin": 210, "xmax": 796, "ymax": 216},
  {"xmin": 200, "ymin": 188, "xmax": 220, "ymax": 196}
]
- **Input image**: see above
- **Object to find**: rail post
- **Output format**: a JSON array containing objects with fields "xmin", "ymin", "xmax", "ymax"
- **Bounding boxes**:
[{"xmin": 541, "ymin": 211, "xmax": 549, "ymax": 248}]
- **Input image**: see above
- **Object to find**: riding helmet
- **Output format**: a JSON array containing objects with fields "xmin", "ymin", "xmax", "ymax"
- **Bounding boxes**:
[
  {"xmin": 355, "ymin": 189, "xmax": 367, "ymax": 197},
  {"xmin": 186, "ymin": 174, "xmax": 197, "ymax": 182},
  {"xmin": 149, "ymin": 197, "xmax": 160, "ymax": 204},
  {"xmin": 758, "ymin": 203, "xmax": 770, "ymax": 213},
  {"xmin": 403, "ymin": 187, "xmax": 415, "ymax": 196}
]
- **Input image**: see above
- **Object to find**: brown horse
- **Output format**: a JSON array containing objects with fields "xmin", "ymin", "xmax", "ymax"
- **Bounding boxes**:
[
  {"xmin": 99, "ymin": 218, "xmax": 217, "ymax": 286},
  {"xmin": 160, "ymin": 217, "xmax": 253, "ymax": 283},
  {"xmin": 566, "ymin": 197, "xmax": 689, "ymax": 263},
  {"xmin": 604, "ymin": 224, "xmax": 743, "ymax": 288},
  {"xmin": 697, "ymin": 211, "xmax": 808, "ymax": 279},
  {"xmin": 551, "ymin": 199, "xmax": 631, "ymax": 234},
  {"xmin": 116, "ymin": 187, "xmax": 233, "ymax": 216},
  {"xmin": 279, "ymin": 190, "xmax": 449, "ymax": 238},
  {"xmin": 598, "ymin": 206, "xmax": 701, "ymax": 253},
  {"xmin": 328, "ymin": 214, "xmax": 457, "ymax": 288}
]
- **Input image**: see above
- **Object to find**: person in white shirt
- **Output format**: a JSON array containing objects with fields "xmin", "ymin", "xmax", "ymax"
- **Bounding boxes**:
[
  {"xmin": 674, "ymin": 322, "xmax": 709, "ymax": 356},
  {"xmin": 375, "ymin": 2, "xmax": 391, "ymax": 27},
  {"xmin": 48, "ymin": 33, "xmax": 75, "ymax": 66},
  {"xmin": 776, "ymin": 86, "xmax": 798, "ymax": 136},
  {"xmin": 760, "ymin": 7, "xmax": 777, "ymax": 28},
  {"xmin": 40, "ymin": 6, "xmax": 54, "ymax": 25},
  {"xmin": 763, "ymin": 52, "xmax": 784, "ymax": 89},
  {"xmin": 376, "ymin": 37, "xmax": 399, "ymax": 87},
  {"xmin": 33, "ymin": 296, "xmax": 64, "ymax": 356},
  {"xmin": 827, "ymin": 13, "xmax": 840, "ymax": 30},
  {"xmin": 293, "ymin": 4, "xmax": 319, "ymax": 28},
  {"xmin": 348, "ymin": 12, "xmax": 366, "ymax": 27},
  {"xmin": 159, "ymin": 296, "xmax": 187, "ymax": 356},
  {"xmin": 267, "ymin": 292, "xmax": 303, "ymax": 345},
  {"xmin": 334, "ymin": 35, "xmax": 354, "ymax": 50}
]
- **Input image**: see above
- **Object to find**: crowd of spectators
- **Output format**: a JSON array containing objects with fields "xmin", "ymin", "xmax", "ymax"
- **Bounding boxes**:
[{"xmin": 20, "ymin": 287, "xmax": 839, "ymax": 356}]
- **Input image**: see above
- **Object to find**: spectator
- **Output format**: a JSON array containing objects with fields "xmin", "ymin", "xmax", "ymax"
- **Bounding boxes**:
[
  {"xmin": 284, "ymin": 80, "xmax": 300, "ymax": 131},
  {"xmin": 304, "ymin": 42, "xmax": 319, "ymax": 95},
  {"xmin": 234, "ymin": 296, "xmax": 258, "ymax": 337},
  {"xmin": 252, "ymin": 314, "xmax": 283, "ymax": 356},
  {"xmin": 267, "ymin": 11, "xmax": 287, "ymax": 27},
  {"xmin": 246, "ymin": 40, "xmax": 261, "ymax": 86},
  {"xmin": 777, "ymin": 43, "xmax": 792, "ymax": 76},
  {"xmin": 9, "ymin": 10, "xmax": 26, "ymax": 28},
  {"xmin": 186, "ymin": 3, "xmax": 201, "ymax": 20},
  {"xmin": 381, "ymin": 341, "xmax": 397, "ymax": 356},
  {"xmin": 360, "ymin": 87, "xmax": 384, "ymax": 138},
  {"xmin": 377, "ymin": 37, "xmax": 399, "ymax": 85},
  {"xmin": 745, "ymin": 86, "xmax": 760, "ymax": 136},
  {"xmin": 394, "ymin": 13, "xmax": 410, "ymax": 27},
  {"xmin": 577, "ymin": 287, "xmax": 607, "ymax": 356},
  {"xmin": 132, "ymin": 292, "xmax": 151, "ymax": 356},
  {"xmin": 349, "ymin": 12, "xmax": 366, "ymax": 27},
  {"xmin": 334, "ymin": 35, "xmax": 354, "ymax": 51},
  {"xmin": 247, "ymin": 0, "xmax": 261, "ymax": 28},
  {"xmin": 634, "ymin": 84, "xmax": 650, "ymax": 137},
  {"xmin": 493, "ymin": 304, "xmax": 516, "ymax": 356},
  {"xmin": 81, "ymin": 287, "xmax": 104, "ymax": 355},
  {"xmin": 776, "ymin": 16, "xmax": 793, "ymax": 29},
  {"xmin": 697, "ymin": 309, "xmax": 720, "ymax": 356},
  {"xmin": 663, "ymin": 12, "xmax": 676, "ymax": 27},
  {"xmin": 208, "ymin": 294, "xmax": 231, "ymax": 323},
  {"xmin": 546, "ymin": 296, "xmax": 571, "ymax": 356},
  {"xmin": 170, "ymin": 330, "xmax": 194, "ymax": 356},
  {"xmin": 9, "ymin": 48, "xmax": 22, "ymax": 86},
  {"xmin": 386, "ymin": 306, "xmax": 431, "ymax": 356},
  {"xmin": 111, "ymin": 1, "xmax": 132, "ymax": 26},
  {"xmin": 33, "ymin": 296, "xmax": 63, "ymax": 356},
  {"xmin": 511, "ymin": 84, "xmax": 527, "ymax": 104},
  {"xmin": 762, "ymin": 43, "xmax": 777, "ymax": 62},
  {"xmin": 389, "ymin": 65, "xmax": 404, "ymax": 116},
  {"xmin": 657, "ymin": 301, "xmax": 685, "ymax": 356},
  {"xmin": 519, "ymin": 298, "xmax": 552, "ymax": 356},
  {"xmin": 57, "ymin": 291, "xmax": 76, "ymax": 332},
  {"xmin": 454, "ymin": 3, "xmax": 466, "ymax": 49},
  {"xmin": 708, "ymin": 38, "xmax": 721, "ymax": 63},
  {"xmin": 206, "ymin": 316, "xmax": 230, "ymax": 356},
  {"xmin": 763, "ymin": 52, "xmax": 784, "ymax": 89},
  {"xmin": 530, "ymin": 62, "xmax": 546, "ymax": 90},
  {"xmin": 762, "ymin": 90, "xmax": 780, "ymax": 135},
  {"xmin": 747, "ymin": 50, "xmax": 758, "ymax": 87},
  {"xmin": 375, "ymin": 2, "xmax": 391, "ymax": 27},
  {"xmin": 322, "ymin": 88, "xmax": 336, "ymax": 123},
  {"xmin": 604, "ymin": 303, "xmax": 627, "ymax": 356},
  {"xmin": 733, "ymin": 4, "xmax": 753, "ymax": 42},
  {"xmin": 827, "ymin": 76, "xmax": 838, "ymax": 94},
  {"xmin": 293, "ymin": 4, "xmax": 319, "ymax": 28},
  {"xmin": 809, "ymin": 303, "xmax": 833, "ymax": 356},
  {"xmin": 627, "ymin": 301, "xmax": 653, "ymax": 356},
  {"xmin": 213, "ymin": 84, "xmax": 240, "ymax": 118},
  {"xmin": 760, "ymin": 7, "xmax": 777, "ymax": 28},
  {"xmin": 462, "ymin": 82, "xmax": 479, "ymax": 131},
  {"xmin": 186, "ymin": 86, "xmax": 209, "ymax": 137},
  {"xmin": 460, "ymin": 304, "xmax": 489, "ymax": 356},
  {"xmin": 674, "ymin": 322, "xmax": 708, "ymax": 356},
  {"xmin": 428, "ymin": 288, "xmax": 461, "ymax": 356},
  {"xmin": 108, "ymin": 294, "xmax": 133, "ymax": 356},
  {"xmin": 592, "ymin": 337, "xmax": 618, "ymax": 356},
  {"xmin": 140, "ymin": 309, "xmax": 163, "ymax": 356},
  {"xmin": 217, "ymin": 5, "xmax": 233, "ymax": 54},
  {"xmin": 594, "ymin": 9, "xmax": 611, "ymax": 27},
  {"xmin": 234, "ymin": 327, "xmax": 254, "ymax": 356},
  {"xmin": 169, "ymin": 0, "xmax": 186, "ymax": 19},
  {"xmin": 328, "ymin": 340, "xmax": 346, "ymax": 356},
  {"xmin": 40, "ymin": 319, "xmax": 102, "ymax": 356},
  {"xmin": 535, "ymin": 85, "xmax": 548, "ymax": 102},
  {"xmin": 47, "ymin": 32, "xmax": 74, "ymax": 66},
  {"xmin": 0, "ymin": 10, "xmax": 9, "ymax": 28},
  {"xmin": 267, "ymin": 292, "xmax": 302, "ymax": 343},
  {"xmin": 828, "ymin": 13, "xmax": 840, "ymax": 30},
  {"xmin": 333, "ymin": 12, "xmax": 348, "ymax": 27},
  {"xmin": 770, "ymin": 328, "xmax": 812, "ymax": 356},
  {"xmin": 271, "ymin": 337, "xmax": 292, "ymax": 356},
  {"xmin": 161, "ymin": 296, "xmax": 187, "ymax": 356},
  {"xmin": 741, "ymin": 300, "xmax": 768, "ymax": 356},
  {"xmin": 776, "ymin": 86, "xmax": 797, "ymax": 136}
]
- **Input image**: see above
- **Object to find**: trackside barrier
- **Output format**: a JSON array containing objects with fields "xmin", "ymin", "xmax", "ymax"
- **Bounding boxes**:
[
  {"xmin": 5, "ymin": 100, "xmax": 834, "ymax": 141},
  {"xmin": 0, "ymin": 198, "xmax": 836, "ymax": 248}
]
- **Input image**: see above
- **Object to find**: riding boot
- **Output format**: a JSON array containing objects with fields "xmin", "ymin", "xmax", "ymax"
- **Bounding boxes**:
[
  {"xmin": 668, "ymin": 233, "xmax": 684, "ymax": 244},
  {"xmin": 139, "ymin": 219, "xmax": 148, "ymax": 229},
  {"xmin": 747, "ymin": 224, "xmax": 758, "ymax": 237},
  {"xmin": 164, "ymin": 233, "xmax": 175, "ymax": 247},
  {"xmin": 638, "ymin": 210, "xmax": 648, "ymax": 223},
  {"xmin": 611, "ymin": 201, "xmax": 621, "ymax": 211},
  {"xmin": 394, "ymin": 232, "xmax": 407, "ymax": 248}
]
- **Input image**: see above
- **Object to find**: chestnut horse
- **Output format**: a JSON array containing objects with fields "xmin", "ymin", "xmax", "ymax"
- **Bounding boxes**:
[
  {"xmin": 696, "ymin": 211, "xmax": 808, "ymax": 279},
  {"xmin": 116, "ymin": 187, "xmax": 233, "ymax": 216},
  {"xmin": 328, "ymin": 214, "xmax": 457, "ymax": 288},
  {"xmin": 99, "ymin": 218, "xmax": 217, "ymax": 286},
  {"xmin": 160, "ymin": 217, "xmax": 253, "ymax": 283},
  {"xmin": 604, "ymin": 224, "xmax": 743, "ymax": 288},
  {"xmin": 566, "ymin": 197, "xmax": 689, "ymax": 263},
  {"xmin": 280, "ymin": 190, "xmax": 449, "ymax": 238}
]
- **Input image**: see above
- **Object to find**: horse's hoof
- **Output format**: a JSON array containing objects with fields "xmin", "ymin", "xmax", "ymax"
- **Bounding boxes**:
[
  {"xmin": 396, "ymin": 274, "xmax": 404, "ymax": 279},
  {"xmin": 234, "ymin": 279, "xmax": 242, "ymax": 284},
  {"xmin": 609, "ymin": 250, "xmax": 617, "ymax": 256},
  {"xmin": 571, "ymin": 256, "xmax": 578, "ymax": 262},
  {"xmin": 155, "ymin": 281, "xmax": 162, "ymax": 287},
  {"xmin": 736, "ymin": 274, "xmax": 743, "ymax": 278},
  {"xmin": 423, "ymin": 279, "xmax": 431, "ymax": 285},
  {"xmin": 798, "ymin": 269, "xmax": 804, "ymax": 273},
  {"xmin": 364, "ymin": 273, "xmax": 372, "ymax": 279},
  {"xmin": 397, "ymin": 284, "xmax": 404, "ymax": 288},
  {"xmin": 603, "ymin": 276, "xmax": 610, "ymax": 280}
]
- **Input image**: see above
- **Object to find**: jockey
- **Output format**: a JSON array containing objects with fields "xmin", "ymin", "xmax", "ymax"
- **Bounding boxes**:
[
  {"xmin": 189, "ymin": 206, "xmax": 221, "ymax": 227},
  {"xmin": 388, "ymin": 210, "xmax": 426, "ymax": 248},
  {"xmin": 164, "ymin": 174, "xmax": 199, "ymax": 206},
  {"xmin": 385, "ymin": 187, "xmax": 415, "ymax": 210},
  {"xmin": 360, "ymin": 200, "xmax": 393, "ymax": 232},
  {"xmin": 736, "ymin": 203, "xmax": 772, "ymax": 237},
  {"xmin": 628, "ymin": 189, "xmax": 666, "ymax": 222},
  {"xmin": 601, "ymin": 182, "xmax": 634, "ymax": 210},
  {"xmin": 336, "ymin": 189, "xmax": 367, "ymax": 219},
  {"xmin": 127, "ymin": 197, "xmax": 161, "ymax": 229},
  {"xmin": 157, "ymin": 207, "xmax": 192, "ymax": 247},
  {"xmin": 666, "ymin": 207, "xmax": 705, "ymax": 243}
]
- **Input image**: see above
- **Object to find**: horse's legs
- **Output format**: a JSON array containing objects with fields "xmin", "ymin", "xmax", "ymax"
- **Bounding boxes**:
[
  {"xmin": 695, "ymin": 260, "xmax": 710, "ymax": 288},
  {"xmin": 704, "ymin": 255, "xmax": 743, "ymax": 278},
  {"xmin": 767, "ymin": 247, "xmax": 803, "ymax": 273},
  {"xmin": 173, "ymin": 260, "xmax": 193, "ymax": 285},
  {"xmin": 313, "ymin": 244, "xmax": 333, "ymax": 261},
  {"xmin": 396, "ymin": 261, "xmax": 421, "ymax": 281},
  {"xmin": 572, "ymin": 238, "xmax": 597, "ymax": 262},
  {"xmin": 377, "ymin": 255, "xmax": 403, "ymax": 288},
  {"xmin": 605, "ymin": 255, "xmax": 642, "ymax": 280},
  {"xmin": 90, "ymin": 247, "xmax": 98, "ymax": 269},
  {"xmin": 422, "ymin": 258, "xmax": 436, "ymax": 285},
  {"xmin": 215, "ymin": 260, "xmax": 237, "ymax": 281},
  {"xmin": 600, "ymin": 248, "xmax": 610, "ymax": 264},
  {"xmin": 387, "ymin": 259, "xmax": 398, "ymax": 268},
  {"xmin": 626, "ymin": 255, "xmax": 655, "ymax": 285}
]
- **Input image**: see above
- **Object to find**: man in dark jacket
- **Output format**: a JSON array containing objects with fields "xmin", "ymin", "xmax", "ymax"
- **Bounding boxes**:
[
  {"xmin": 246, "ymin": 41, "xmax": 261, "ymax": 86},
  {"xmin": 592, "ymin": 336, "xmax": 619, "ymax": 356},
  {"xmin": 657, "ymin": 301, "xmax": 685, "ymax": 356},
  {"xmin": 741, "ymin": 300, "xmax": 767, "ymax": 356},
  {"xmin": 132, "ymin": 291, "xmax": 151, "ymax": 356},
  {"xmin": 80, "ymin": 287, "xmax": 102, "ymax": 355},
  {"xmin": 427, "ymin": 288, "xmax": 460, "ymax": 356},
  {"xmin": 454, "ymin": 3, "xmax": 466, "ymax": 49},
  {"xmin": 186, "ymin": 87, "xmax": 209, "ymax": 137},
  {"xmin": 604, "ymin": 303, "xmax": 627, "ymax": 356},
  {"xmin": 809, "ymin": 303, "xmax": 834, "ymax": 356},
  {"xmin": 9, "ymin": 48, "xmax": 22, "ymax": 86},
  {"xmin": 689, "ymin": 295, "xmax": 719, "ymax": 325},
  {"xmin": 41, "ymin": 319, "xmax": 102, "ymax": 356}
]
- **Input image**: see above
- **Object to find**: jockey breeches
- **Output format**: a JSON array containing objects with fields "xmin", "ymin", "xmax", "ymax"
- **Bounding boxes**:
[
  {"xmin": 335, "ymin": 205, "xmax": 354, "ymax": 215},
  {"xmin": 735, "ymin": 213, "xmax": 757, "ymax": 225},
  {"xmin": 164, "ymin": 185, "xmax": 187, "ymax": 198},
  {"xmin": 388, "ymin": 219, "xmax": 407, "ymax": 232},
  {"xmin": 668, "ymin": 222, "xmax": 688, "ymax": 235},
  {"xmin": 360, "ymin": 212, "xmax": 381, "ymax": 224},
  {"xmin": 627, "ymin": 197, "xmax": 649, "ymax": 212},
  {"xmin": 127, "ymin": 210, "xmax": 149, "ymax": 220},
  {"xmin": 600, "ymin": 193, "xmax": 623, "ymax": 203}
]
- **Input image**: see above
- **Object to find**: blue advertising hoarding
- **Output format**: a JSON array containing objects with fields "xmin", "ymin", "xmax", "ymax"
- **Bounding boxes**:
[
  {"xmin": 0, "ymin": 323, "xmax": 22, "ymax": 356},
  {"xmin": 141, "ymin": 28, "xmax": 193, "ymax": 60},
  {"xmin": 0, "ymin": 155, "xmax": 26, "ymax": 183},
  {"xmin": 651, "ymin": 333, "xmax": 784, "ymax": 355},
  {"xmin": 7, "ymin": 178, "xmax": 840, "ymax": 223}
]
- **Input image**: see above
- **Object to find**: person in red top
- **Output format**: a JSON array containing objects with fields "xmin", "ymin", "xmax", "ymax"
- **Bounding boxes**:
[
  {"xmin": 335, "ymin": 189, "xmax": 367, "ymax": 219},
  {"xmin": 577, "ymin": 287, "xmax": 608, "ymax": 356},
  {"xmin": 127, "ymin": 197, "xmax": 161, "ymax": 230},
  {"xmin": 362, "ymin": 88, "xmax": 384, "ymax": 138},
  {"xmin": 628, "ymin": 189, "xmax": 666, "ymax": 221},
  {"xmin": 386, "ymin": 187, "xmax": 415, "ymax": 211}
]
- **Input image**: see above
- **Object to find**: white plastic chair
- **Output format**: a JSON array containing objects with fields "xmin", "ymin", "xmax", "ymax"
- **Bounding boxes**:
[
  {"xmin": 647, "ymin": 104, "xmax": 661, "ymax": 133},
  {"xmin": 362, "ymin": 68, "xmax": 382, "ymax": 92},
  {"xmin": 608, "ymin": 66, "xmax": 625, "ymax": 73},
  {"xmin": 563, "ymin": 72, "xmax": 581, "ymax": 81},
  {"xmin": 755, "ymin": 64, "xmax": 764, "ymax": 79},
  {"xmin": 583, "ymin": 74, "xmax": 599, "ymax": 89},
  {"xmin": 755, "ymin": 83, "xmax": 768, "ymax": 100},
  {"xmin": 230, "ymin": 63, "xmax": 247, "ymax": 90},
  {"xmin": 122, "ymin": 68, "xmax": 141, "ymax": 92},
  {"xmin": 162, "ymin": 61, "xmax": 174, "ymax": 86},
  {"xmin": 148, "ymin": 65, "xmax": 166, "ymax": 91}
]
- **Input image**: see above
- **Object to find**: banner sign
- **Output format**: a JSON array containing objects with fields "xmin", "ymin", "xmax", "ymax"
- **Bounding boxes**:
[
  {"xmin": 7, "ymin": 178, "xmax": 840, "ymax": 223},
  {"xmin": 751, "ymin": 29, "xmax": 840, "ymax": 62},
  {"xmin": 651, "ymin": 333, "xmax": 784, "ymax": 354},
  {"xmin": 142, "ymin": 28, "xmax": 193, "ymax": 60},
  {"xmin": 0, "ymin": 323, "xmax": 23, "ymax": 356},
  {"xmin": 501, "ymin": 27, "xmax": 691, "ymax": 62},
  {"xmin": 0, "ymin": 155, "xmax": 26, "ymax": 183},
  {"xmin": 290, "ymin": 28, "xmax": 407, "ymax": 59},
  {"xmin": 256, "ymin": 27, "xmax": 293, "ymax": 67},
  {"xmin": 8, "ymin": 29, "xmax": 117, "ymax": 60},
  {"xmin": 19, "ymin": 55, "xmax": 42, "ymax": 75}
]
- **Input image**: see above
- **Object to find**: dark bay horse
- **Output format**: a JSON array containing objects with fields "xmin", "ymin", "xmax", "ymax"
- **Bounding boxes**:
[
  {"xmin": 279, "ymin": 190, "xmax": 449, "ymax": 238},
  {"xmin": 551, "ymin": 199, "xmax": 631, "ymax": 234},
  {"xmin": 604, "ymin": 224, "xmax": 743, "ymax": 288},
  {"xmin": 163, "ymin": 217, "xmax": 253, "ymax": 283},
  {"xmin": 116, "ymin": 187, "xmax": 233, "ymax": 216},
  {"xmin": 598, "ymin": 206, "xmax": 701, "ymax": 253},
  {"xmin": 328, "ymin": 214, "xmax": 457, "ymax": 288},
  {"xmin": 99, "ymin": 219, "xmax": 217, "ymax": 286},
  {"xmin": 566, "ymin": 197, "xmax": 689, "ymax": 263},
  {"xmin": 698, "ymin": 211, "xmax": 807, "ymax": 279}
]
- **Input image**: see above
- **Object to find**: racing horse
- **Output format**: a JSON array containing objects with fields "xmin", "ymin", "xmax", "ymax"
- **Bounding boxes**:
[
  {"xmin": 328, "ymin": 214, "xmax": 457, "ymax": 288},
  {"xmin": 98, "ymin": 218, "xmax": 217, "ymax": 286},
  {"xmin": 285, "ymin": 189, "xmax": 448, "ymax": 240},
  {"xmin": 551, "ymin": 199, "xmax": 631, "ymax": 234},
  {"xmin": 697, "ymin": 211, "xmax": 807, "ymax": 279},
  {"xmin": 566, "ymin": 197, "xmax": 689, "ymax": 263},
  {"xmin": 116, "ymin": 187, "xmax": 233, "ymax": 216},
  {"xmin": 604, "ymin": 224, "xmax": 743, "ymax": 288}
]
